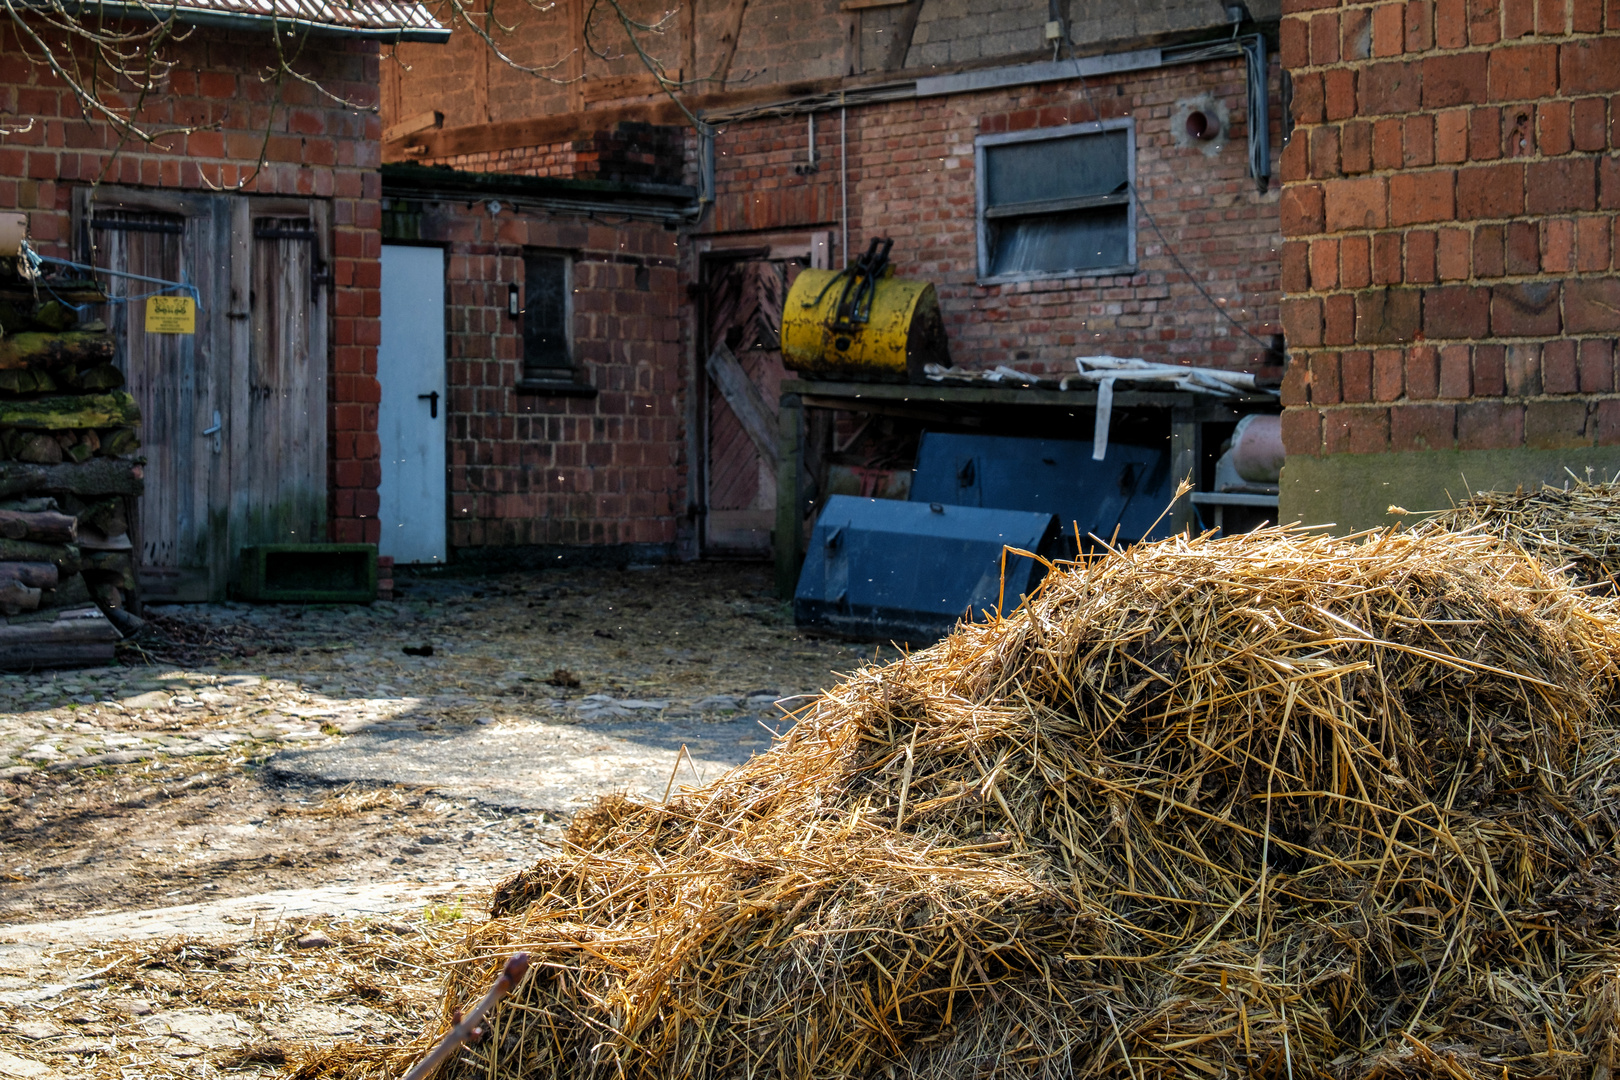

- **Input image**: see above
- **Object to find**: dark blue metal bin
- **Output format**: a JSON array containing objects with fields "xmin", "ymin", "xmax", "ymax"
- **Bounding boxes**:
[
  {"xmin": 794, "ymin": 495, "xmax": 1057, "ymax": 642},
  {"xmin": 909, "ymin": 432, "xmax": 1174, "ymax": 548}
]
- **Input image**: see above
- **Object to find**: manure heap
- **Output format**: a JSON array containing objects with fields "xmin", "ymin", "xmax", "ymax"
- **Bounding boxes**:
[
  {"xmin": 341, "ymin": 527, "xmax": 1620, "ymax": 1080},
  {"xmin": 1423, "ymin": 477, "xmax": 1620, "ymax": 594}
]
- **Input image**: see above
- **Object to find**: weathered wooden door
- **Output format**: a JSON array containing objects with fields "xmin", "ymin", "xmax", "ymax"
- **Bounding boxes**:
[
  {"xmin": 703, "ymin": 256, "xmax": 800, "ymax": 554},
  {"xmin": 82, "ymin": 191, "xmax": 231, "ymax": 601},
  {"xmin": 79, "ymin": 189, "xmax": 328, "ymax": 601},
  {"xmin": 232, "ymin": 205, "xmax": 329, "ymax": 551}
]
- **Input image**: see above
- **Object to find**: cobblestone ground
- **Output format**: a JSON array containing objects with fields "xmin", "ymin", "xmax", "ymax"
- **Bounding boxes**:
[
  {"xmin": 0, "ymin": 562, "xmax": 897, "ymax": 924},
  {"xmin": 0, "ymin": 562, "xmax": 904, "ymax": 1079}
]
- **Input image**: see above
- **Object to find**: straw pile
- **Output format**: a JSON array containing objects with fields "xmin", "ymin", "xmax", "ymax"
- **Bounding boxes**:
[
  {"xmin": 341, "ymin": 526, "xmax": 1620, "ymax": 1080},
  {"xmin": 1422, "ymin": 478, "xmax": 1620, "ymax": 593}
]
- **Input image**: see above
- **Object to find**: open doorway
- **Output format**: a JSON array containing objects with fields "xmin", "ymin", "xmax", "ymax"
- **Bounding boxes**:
[{"xmin": 698, "ymin": 232, "xmax": 828, "ymax": 556}]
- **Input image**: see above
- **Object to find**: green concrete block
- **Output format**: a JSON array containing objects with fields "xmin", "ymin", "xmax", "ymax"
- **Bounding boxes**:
[
  {"xmin": 236, "ymin": 544, "xmax": 377, "ymax": 604},
  {"xmin": 1280, "ymin": 447, "xmax": 1620, "ymax": 534}
]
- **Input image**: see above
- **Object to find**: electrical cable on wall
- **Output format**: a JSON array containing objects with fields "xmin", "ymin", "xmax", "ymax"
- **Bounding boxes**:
[
  {"xmin": 18, "ymin": 239, "xmax": 203, "ymax": 312},
  {"xmin": 1063, "ymin": 37, "xmax": 1276, "ymax": 356}
]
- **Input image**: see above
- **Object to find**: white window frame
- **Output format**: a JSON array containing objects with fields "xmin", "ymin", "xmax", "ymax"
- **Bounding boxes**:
[{"xmin": 974, "ymin": 117, "xmax": 1137, "ymax": 285}]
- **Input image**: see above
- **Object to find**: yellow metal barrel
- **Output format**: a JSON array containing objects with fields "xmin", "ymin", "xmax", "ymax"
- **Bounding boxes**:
[{"xmin": 781, "ymin": 268, "xmax": 951, "ymax": 382}]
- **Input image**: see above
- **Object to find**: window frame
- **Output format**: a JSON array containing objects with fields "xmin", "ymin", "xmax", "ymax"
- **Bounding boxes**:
[
  {"xmin": 517, "ymin": 247, "xmax": 595, "ymax": 397},
  {"xmin": 974, "ymin": 117, "xmax": 1138, "ymax": 285}
]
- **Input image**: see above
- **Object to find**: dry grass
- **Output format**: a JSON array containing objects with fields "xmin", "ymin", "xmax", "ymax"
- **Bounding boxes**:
[
  {"xmin": 0, "ymin": 913, "xmax": 476, "ymax": 1080},
  {"xmin": 273, "ymin": 784, "xmax": 409, "ymax": 819},
  {"xmin": 306, "ymin": 525, "xmax": 1620, "ymax": 1080},
  {"xmin": 1422, "ymin": 476, "xmax": 1620, "ymax": 592}
]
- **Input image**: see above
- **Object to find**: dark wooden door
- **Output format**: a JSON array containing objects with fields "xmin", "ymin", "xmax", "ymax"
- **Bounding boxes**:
[{"xmin": 703, "ymin": 257, "xmax": 799, "ymax": 554}]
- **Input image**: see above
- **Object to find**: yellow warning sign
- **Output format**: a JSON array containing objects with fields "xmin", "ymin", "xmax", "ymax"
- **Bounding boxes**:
[{"xmin": 145, "ymin": 295, "xmax": 195, "ymax": 334}]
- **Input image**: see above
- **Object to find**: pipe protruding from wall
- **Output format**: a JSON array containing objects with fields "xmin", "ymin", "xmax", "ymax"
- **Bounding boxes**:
[{"xmin": 1185, "ymin": 110, "xmax": 1216, "ymax": 140}]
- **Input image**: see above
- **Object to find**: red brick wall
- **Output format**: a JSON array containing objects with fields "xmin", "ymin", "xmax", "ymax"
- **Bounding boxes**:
[
  {"xmin": 399, "ymin": 202, "xmax": 687, "ymax": 551},
  {"xmin": 1, "ymin": 24, "xmax": 385, "ymax": 546},
  {"xmin": 701, "ymin": 56, "xmax": 1286, "ymax": 373},
  {"xmin": 412, "ymin": 123, "xmax": 684, "ymax": 185},
  {"xmin": 1277, "ymin": 0, "xmax": 1620, "ymax": 459}
]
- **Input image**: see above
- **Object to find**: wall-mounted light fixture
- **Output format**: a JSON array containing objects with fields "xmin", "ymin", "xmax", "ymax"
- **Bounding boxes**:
[{"xmin": 508, "ymin": 283, "xmax": 521, "ymax": 320}]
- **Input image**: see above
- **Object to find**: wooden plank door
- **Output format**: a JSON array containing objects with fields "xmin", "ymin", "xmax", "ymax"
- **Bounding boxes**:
[
  {"xmin": 81, "ymin": 188, "xmax": 329, "ymax": 601},
  {"xmin": 376, "ymin": 244, "xmax": 447, "ymax": 564},
  {"xmin": 226, "ymin": 200, "xmax": 329, "ymax": 567},
  {"xmin": 702, "ymin": 256, "xmax": 799, "ymax": 554},
  {"xmin": 81, "ymin": 190, "xmax": 232, "ymax": 602}
]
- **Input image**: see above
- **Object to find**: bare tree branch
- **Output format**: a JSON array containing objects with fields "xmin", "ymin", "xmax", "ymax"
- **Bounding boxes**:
[{"xmin": 1, "ymin": 0, "xmax": 711, "ymax": 178}]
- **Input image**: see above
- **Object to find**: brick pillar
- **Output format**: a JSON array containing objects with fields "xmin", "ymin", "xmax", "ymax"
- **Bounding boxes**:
[
  {"xmin": 1277, "ymin": 0, "xmax": 1620, "ymax": 526},
  {"xmin": 329, "ymin": 135, "xmax": 384, "ymax": 546}
]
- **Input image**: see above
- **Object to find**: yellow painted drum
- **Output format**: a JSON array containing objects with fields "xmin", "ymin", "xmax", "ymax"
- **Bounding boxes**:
[{"xmin": 781, "ymin": 268, "xmax": 951, "ymax": 382}]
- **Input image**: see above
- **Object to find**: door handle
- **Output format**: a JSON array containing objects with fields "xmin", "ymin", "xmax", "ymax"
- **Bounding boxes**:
[
  {"xmin": 418, "ymin": 391, "xmax": 440, "ymax": 419},
  {"xmin": 201, "ymin": 409, "xmax": 222, "ymax": 454}
]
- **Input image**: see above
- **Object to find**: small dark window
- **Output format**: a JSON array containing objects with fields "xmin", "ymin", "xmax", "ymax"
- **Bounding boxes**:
[
  {"xmin": 520, "ymin": 251, "xmax": 591, "ymax": 393},
  {"xmin": 976, "ymin": 120, "xmax": 1135, "ymax": 281}
]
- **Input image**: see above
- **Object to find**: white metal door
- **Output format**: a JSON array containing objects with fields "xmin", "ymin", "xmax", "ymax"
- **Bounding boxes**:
[{"xmin": 378, "ymin": 245, "xmax": 446, "ymax": 564}]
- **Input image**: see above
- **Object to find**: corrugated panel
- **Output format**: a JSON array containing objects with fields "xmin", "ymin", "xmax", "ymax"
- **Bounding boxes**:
[{"xmin": 70, "ymin": 0, "xmax": 450, "ymax": 39}]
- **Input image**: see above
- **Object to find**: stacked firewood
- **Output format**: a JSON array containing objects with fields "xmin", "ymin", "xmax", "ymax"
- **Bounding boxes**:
[{"xmin": 0, "ymin": 276, "xmax": 141, "ymax": 667}]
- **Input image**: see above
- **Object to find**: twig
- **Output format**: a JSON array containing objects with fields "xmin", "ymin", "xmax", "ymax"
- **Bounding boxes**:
[{"xmin": 400, "ymin": 952, "xmax": 530, "ymax": 1080}]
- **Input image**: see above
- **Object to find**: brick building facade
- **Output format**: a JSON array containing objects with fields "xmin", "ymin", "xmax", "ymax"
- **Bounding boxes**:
[
  {"xmin": 4, "ymin": 5, "xmax": 445, "ymax": 596},
  {"xmin": 383, "ymin": 0, "xmax": 1288, "ymax": 561},
  {"xmin": 1276, "ymin": 0, "xmax": 1620, "ymax": 528},
  {"xmin": 701, "ymin": 57, "xmax": 1283, "ymax": 374},
  {"xmin": 379, "ymin": 167, "xmax": 692, "ymax": 563}
]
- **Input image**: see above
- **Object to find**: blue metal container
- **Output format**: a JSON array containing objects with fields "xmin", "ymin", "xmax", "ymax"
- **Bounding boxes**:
[
  {"xmin": 794, "ymin": 495, "xmax": 1057, "ymax": 642},
  {"xmin": 909, "ymin": 432, "xmax": 1174, "ymax": 547}
]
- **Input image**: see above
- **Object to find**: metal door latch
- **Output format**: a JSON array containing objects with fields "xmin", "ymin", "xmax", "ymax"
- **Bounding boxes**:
[
  {"xmin": 201, "ymin": 409, "xmax": 222, "ymax": 454},
  {"xmin": 418, "ymin": 391, "xmax": 440, "ymax": 419},
  {"xmin": 311, "ymin": 257, "xmax": 333, "ymax": 300}
]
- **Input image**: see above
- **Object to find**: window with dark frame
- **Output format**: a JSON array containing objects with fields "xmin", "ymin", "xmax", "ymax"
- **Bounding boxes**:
[
  {"xmin": 975, "ymin": 119, "xmax": 1136, "ymax": 282},
  {"xmin": 520, "ymin": 250, "xmax": 587, "ymax": 391}
]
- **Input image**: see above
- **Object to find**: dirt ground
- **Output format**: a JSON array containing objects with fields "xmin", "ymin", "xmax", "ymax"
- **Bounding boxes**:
[{"xmin": 0, "ymin": 561, "xmax": 900, "ymax": 1079}]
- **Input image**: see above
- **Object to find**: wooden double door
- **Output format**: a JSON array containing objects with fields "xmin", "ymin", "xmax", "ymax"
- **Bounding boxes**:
[{"xmin": 76, "ymin": 188, "xmax": 329, "ymax": 602}]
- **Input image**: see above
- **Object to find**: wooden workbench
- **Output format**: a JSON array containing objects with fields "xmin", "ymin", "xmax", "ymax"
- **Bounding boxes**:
[{"xmin": 773, "ymin": 378, "xmax": 1280, "ymax": 597}]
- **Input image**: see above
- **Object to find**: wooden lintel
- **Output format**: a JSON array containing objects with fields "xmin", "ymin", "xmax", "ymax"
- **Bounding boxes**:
[
  {"xmin": 581, "ymin": 71, "xmax": 667, "ymax": 103},
  {"xmin": 380, "ymin": 110, "xmax": 443, "ymax": 144}
]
